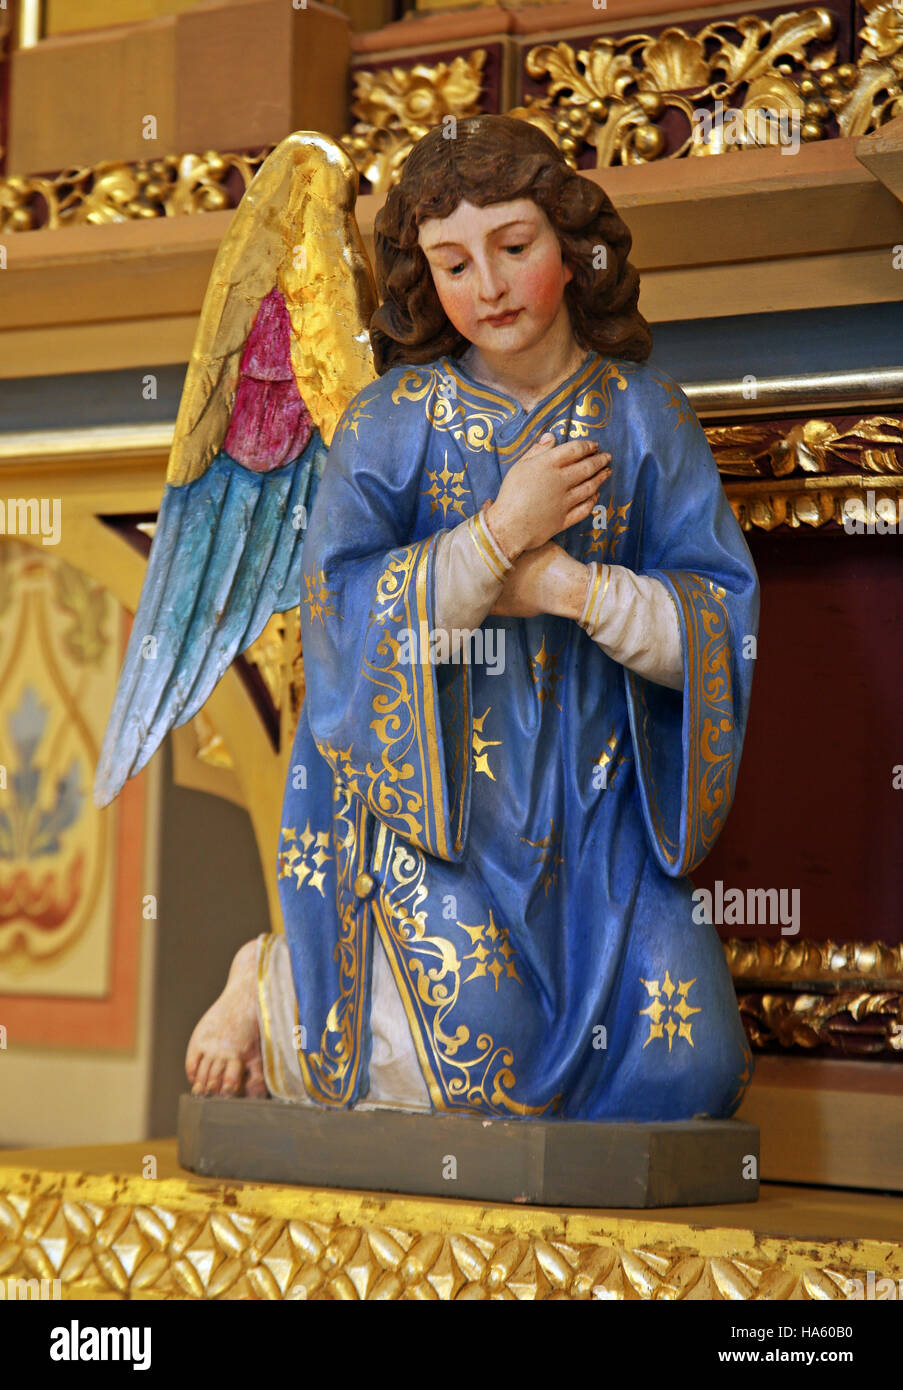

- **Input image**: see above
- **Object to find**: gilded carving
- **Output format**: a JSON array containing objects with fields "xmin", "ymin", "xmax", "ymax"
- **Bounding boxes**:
[
  {"xmin": 725, "ymin": 937, "xmax": 903, "ymax": 986},
  {"xmin": 738, "ymin": 989, "xmax": 903, "ymax": 1057},
  {"xmin": 511, "ymin": 6, "xmax": 901, "ymax": 168},
  {"xmin": 725, "ymin": 939, "xmax": 903, "ymax": 1060},
  {"xmin": 341, "ymin": 52, "xmax": 487, "ymax": 195},
  {"xmin": 3, "ymin": 5, "xmax": 902, "ymax": 222},
  {"xmin": 708, "ymin": 416, "xmax": 903, "ymax": 479},
  {"xmin": 0, "ymin": 1163, "xmax": 898, "ymax": 1300},
  {"xmin": 0, "ymin": 151, "xmax": 268, "ymax": 233},
  {"xmin": 725, "ymin": 476, "xmax": 903, "ymax": 532}
]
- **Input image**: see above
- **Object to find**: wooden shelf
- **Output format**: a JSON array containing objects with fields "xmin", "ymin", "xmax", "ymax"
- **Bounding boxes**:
[{"xmin": 2, "ymin": 123, "xmax": 900, "ymax": 380}]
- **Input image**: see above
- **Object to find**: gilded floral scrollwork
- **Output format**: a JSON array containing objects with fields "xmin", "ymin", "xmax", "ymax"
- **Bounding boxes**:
[
  {"xmin": 341, "ymin": 52, "xmax": 488, "ymax": 195},
  {"xmin": 510, "ymin": 5, "xmax": 902, "ymax": 168},
  {"xmin": 376, "ymin": 833, "xmax": 556, "ymax": 1117},
  {"xmin": 708, "ymin": 414, "xmax": 903, "ymax": 533},
  {"xmin": 4, "ymin": 5, "xmax": 900, "ymax": 221},
  {"xmin": 0, "ymin": 150, "xmax": 268, "ymax": 233},
  {"xmin": 725, "ymin": 940, "xmax": 903, "ymax": 1060},
  {"xmin": 709, "ymin": 416, "xmax": 903, "ymax": 479}
]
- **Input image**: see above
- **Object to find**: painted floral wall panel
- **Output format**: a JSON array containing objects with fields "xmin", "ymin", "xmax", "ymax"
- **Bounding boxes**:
[{"xmin": 0, "ymin": 540, "xmax": 145, "ymax": 1048}]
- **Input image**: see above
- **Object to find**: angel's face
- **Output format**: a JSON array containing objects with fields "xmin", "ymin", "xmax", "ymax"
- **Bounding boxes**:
[{"xmin": 418, "ymin": 197, "xmax": 573, "ymax": 358}]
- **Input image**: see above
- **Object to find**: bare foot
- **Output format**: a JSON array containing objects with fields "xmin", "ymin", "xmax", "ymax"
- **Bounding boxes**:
[{"xmin": 185, "ymin": 938, "xmax": 268, "ymax": 1099}]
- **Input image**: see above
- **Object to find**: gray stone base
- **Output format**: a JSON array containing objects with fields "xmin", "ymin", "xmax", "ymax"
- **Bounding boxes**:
[{"xmin": 178, "ymin": 1095, "xmax": 760, "ymax": 1208}]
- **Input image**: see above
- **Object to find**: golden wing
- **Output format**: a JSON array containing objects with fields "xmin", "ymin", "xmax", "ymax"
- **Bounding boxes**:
[{"xmin": 95, "ymin": 132, "xmax": 377, "ymax": 806}]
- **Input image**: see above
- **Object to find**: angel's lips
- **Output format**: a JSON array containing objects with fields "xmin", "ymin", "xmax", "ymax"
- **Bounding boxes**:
[{"xmin": 484, "ymin": 309, "xmax": 521, "ymax": 326}]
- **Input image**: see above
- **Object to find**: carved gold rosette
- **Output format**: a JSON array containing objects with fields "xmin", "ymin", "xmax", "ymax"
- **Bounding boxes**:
[{"xmin": 1, "ymin": 1150, "xmax": 900, "ymax": 1300}]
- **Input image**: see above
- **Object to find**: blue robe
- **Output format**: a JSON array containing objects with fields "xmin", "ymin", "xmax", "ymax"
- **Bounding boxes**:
[{"xmin": 277, "ymin": 349, "xmax": 758, "ymax": 1120}]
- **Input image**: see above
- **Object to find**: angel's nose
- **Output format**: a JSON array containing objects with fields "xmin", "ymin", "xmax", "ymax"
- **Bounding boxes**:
[{"xmin": 475, "ymin": 258, "xmax": 507, "ymax": 304}]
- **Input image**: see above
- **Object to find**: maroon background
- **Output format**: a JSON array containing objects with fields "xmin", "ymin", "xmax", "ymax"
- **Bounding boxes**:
[{"xmin": 698, "ymin": 526, "xmax": 903, "ymax": 944}]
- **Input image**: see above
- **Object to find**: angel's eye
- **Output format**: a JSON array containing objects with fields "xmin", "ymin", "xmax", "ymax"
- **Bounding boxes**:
[
  {"xmin": 447, "ymin": 262, "xmax": 467, "ymax": 277},
  {"xmin": 505, "ymin": 244, "xmax": 527, "ymax": 255}
]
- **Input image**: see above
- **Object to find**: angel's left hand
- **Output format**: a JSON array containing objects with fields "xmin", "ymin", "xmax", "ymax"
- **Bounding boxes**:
[{"xmin": 489, "ymin": 542, "xmax": 590, "ymax": 620}]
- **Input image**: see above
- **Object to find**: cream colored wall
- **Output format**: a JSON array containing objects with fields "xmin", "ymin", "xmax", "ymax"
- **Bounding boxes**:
[
  {"xmin": 0, "ymin": 755, "xmax": 161, "ymax": 1148},
  {"xmin": 45, "ymin": 0, "xmax": 221, "ymax": 33}
]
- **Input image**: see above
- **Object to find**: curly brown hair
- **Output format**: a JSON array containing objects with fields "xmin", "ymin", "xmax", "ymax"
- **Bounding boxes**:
[{"xmin": 370, "ymin": 114, "xmax": 652, "ymax": 375}]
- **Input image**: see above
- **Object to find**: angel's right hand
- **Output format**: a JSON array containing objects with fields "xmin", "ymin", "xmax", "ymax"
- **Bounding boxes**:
[{"xmin": 485, "ymin": 434, "xmax": 612, "ymax": 561}]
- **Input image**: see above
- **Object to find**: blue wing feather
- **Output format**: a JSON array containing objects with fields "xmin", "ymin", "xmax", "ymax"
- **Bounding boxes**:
[{"xmin": 93, "ymin": 430, "xmax": 327, "ymax": 807}]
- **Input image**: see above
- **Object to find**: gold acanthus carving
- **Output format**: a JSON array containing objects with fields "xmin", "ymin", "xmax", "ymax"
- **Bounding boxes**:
[
  {"xmin": 724, "ymin": 937, "xmax": 903, "ymax": 987},
  {"xmin": 3, "ymin": 0, "xmax": 901, "ymax": 226},
  {"xmin": 341, "ymin": 52, "xmax": 487, "ymax": 196},
  {"xmin": 697, "ymin": 389, "xmax": 903, "ymax": 534},
  {"xmin": 707, "ymin": 416, "xmax": 903, "ymax": 479},
  {"xmin": 724, "ymin": 475, "xmax": 903, "ymax": 532},
  {"xmin": 0, "ymin": 150, "xmax": 268, "ymax": 233},
  {"xmin": 738, "ymin": 989, "xmax": 903, "ymax": 1056},
  {"xmin": 510, "ymin": 4, "xmax": 902, "ymax": 168},
  {"xmin": 1, "ymin": 1167, "xmax": 898, "ymax": 1301}
]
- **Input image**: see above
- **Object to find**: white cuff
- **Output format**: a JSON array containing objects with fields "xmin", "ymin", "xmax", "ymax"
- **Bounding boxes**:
[
  {"xmin": 579, "ymin": 562, "xmax": 683, "ymax": 690},
  {"xmin": 433, "ymin": 511, "xmax": 512, "ymax": 640}
]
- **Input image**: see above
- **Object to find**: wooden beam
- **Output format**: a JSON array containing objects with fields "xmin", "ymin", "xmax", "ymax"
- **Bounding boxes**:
[
  {"xmin": 1, "ymin": 137, "xmax": 900, "ymax": 379},
  {"xmin": 856, "ymin": 113, "xmax": 903, "ymax": 207}
]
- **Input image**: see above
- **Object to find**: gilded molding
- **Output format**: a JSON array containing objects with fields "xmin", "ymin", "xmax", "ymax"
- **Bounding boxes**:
[
  {"xmin": 0, "ymin": 150, "xmax": 268, "ymax": 233},
  {"xmin": 704, "ymin": 410, "xmax": 903, "ymax": 532},
  {"xmin": 738, "ymin": 988, "xmax": 903, "ymax": 1057},
  {"xmin": 512, "ymin": 3, "xmax": 903, "ymax": 168},
  {"xmin": 725, "ymin": 939, "xmax": 903, "ymax": 1061},
  {"xmin": 0, "ymin": 1162, "xmax": 899, "ymax": 1300},
  {"xmin": 725, "ymin": 937, "xmax": 903, "ymax": 987},
  {"xmin": 724, "ymin": 474, "xmax": 903, "ymax": 531}
]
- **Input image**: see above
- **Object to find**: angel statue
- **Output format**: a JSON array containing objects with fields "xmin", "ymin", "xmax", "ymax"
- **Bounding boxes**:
[{"xmin": 95, "ymin": 114, "xmax": 758, "ymax": 1124}]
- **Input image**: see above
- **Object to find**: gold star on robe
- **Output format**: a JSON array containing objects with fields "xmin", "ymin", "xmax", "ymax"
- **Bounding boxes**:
[{"xmin": 638, "ymin": 971, "xmax": 701, "ymax": 1051}]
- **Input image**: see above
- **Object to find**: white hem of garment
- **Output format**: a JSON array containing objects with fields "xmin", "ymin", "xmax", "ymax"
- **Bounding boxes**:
[{"xmin": 256, "ymin": 932, "xmax": 432, "ymax": 1112}]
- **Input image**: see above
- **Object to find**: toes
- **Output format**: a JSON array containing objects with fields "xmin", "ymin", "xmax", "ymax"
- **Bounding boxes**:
[
  {"xmin": 186, "ymin": 1040, "xmax": 202, "ymax": 1086},
  {"xmin": 244, "ymin": 1057, "xmax": 268, "ymax": 1099},
  {"xmin": 191, "ymin": 1052, "xmax": 215, "ymax": 1096},
  {"xmin": 204, "ymin": 1057, "xmax": 228, "ymax": 1096},
  {"xmin": 221, "ymin": 1057, "xmax": 244, "ymax": 1098}
]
